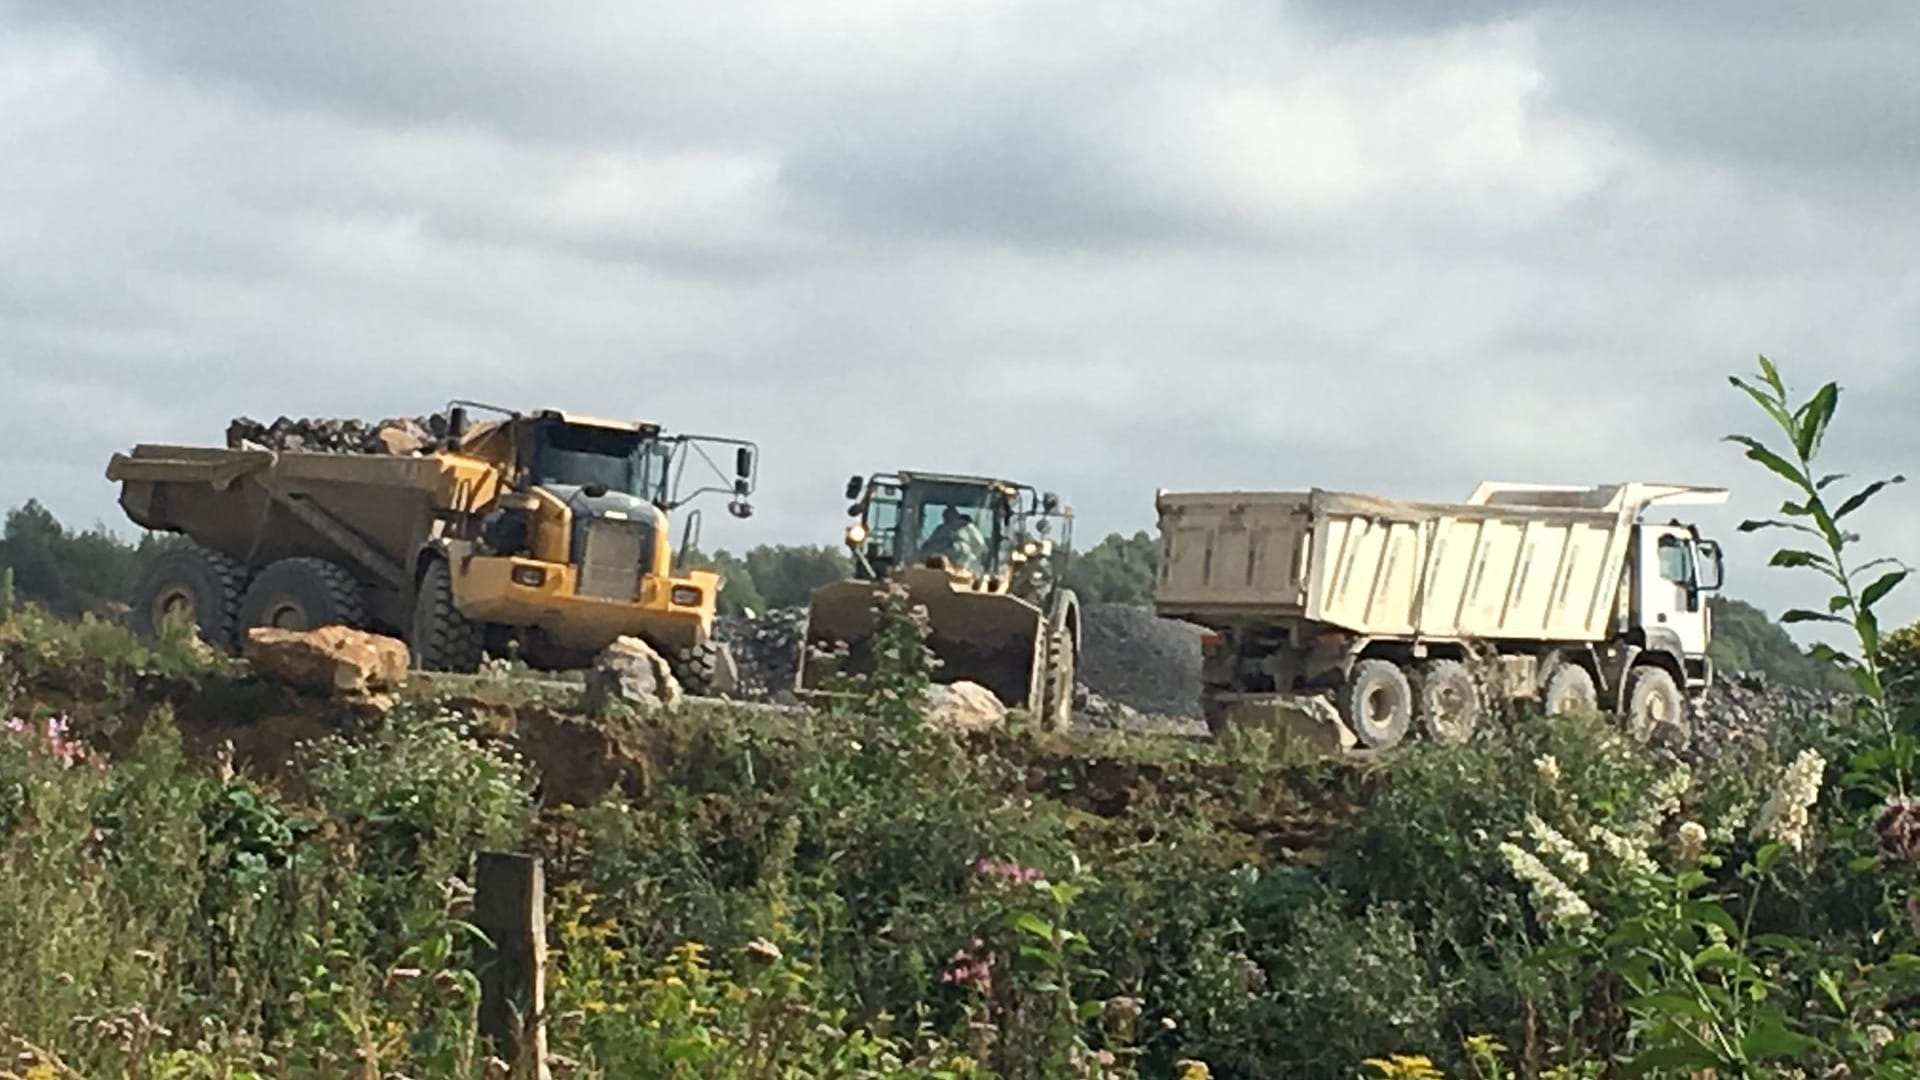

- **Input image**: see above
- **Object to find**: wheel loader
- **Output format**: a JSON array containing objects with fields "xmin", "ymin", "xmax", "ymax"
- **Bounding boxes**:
[
  {"xmin": 106, "ymin": 403, "xmax": 758, "ymax": 694},
  {"xmin": 795, "ymin": 470, "xmax": 1081, "ymax": 730}
]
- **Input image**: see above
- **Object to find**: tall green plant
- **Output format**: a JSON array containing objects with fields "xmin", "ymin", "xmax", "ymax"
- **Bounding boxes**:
[{"xmin": 1727, "ymin": 356, "xmax": 1910, "ymax": 774}]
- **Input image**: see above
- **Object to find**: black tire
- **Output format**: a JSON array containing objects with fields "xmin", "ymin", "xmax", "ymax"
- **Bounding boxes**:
[
  {"xmin": 238, "ymin": 557, "xmax": 366, "ymax": 633},
  {"xmin": 1416, "ymin": 659, "xmax": 1481, "ymax": 745},
  {"xmin": 673, "ymin": 640, "xmax": 737, "ymax": 697},
  {"xmin": 131, "ymin": 544, "xmax": 249, "ymax": 649},
  {"xmin": 1541, "ymin": 663, "xmax": 1598, "ymax": 717},
  {"xmin": 1624, "ymin": 665, "xmax": 1688, "ymax": 744},
  {"xmin": 1041, "ymin": 625, "xmax": 1076, "ymax": 733},
  {"xmin": 1340, "ymin": 659, "xmax": 1413, "ymax": 750},
  {"xmin": 411, "ymin": 559, "xmax": 485, "ymax": 672},
  {"xmin": 1202, "ymin": 694, "xmax": 1230, "ymax": 738}
]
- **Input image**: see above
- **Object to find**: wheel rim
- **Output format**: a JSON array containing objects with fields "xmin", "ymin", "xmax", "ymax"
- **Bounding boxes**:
[
  {"xmin": 266, "ymin": 601, "xmax": 309, "ymax": 630},
  {"xmin": 153, "ymin": 586, "xmax": 196, "ymax": 629},
  {"xmin": 1361, "ymin": 685, "xmax": 1398, "ymax": 739},
  {"xmin": 1431, "ymin": 684, "xmax": 1473, "ymax": 742}
]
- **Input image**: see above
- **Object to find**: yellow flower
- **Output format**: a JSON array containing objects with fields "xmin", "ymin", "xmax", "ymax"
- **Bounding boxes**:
[
  {"xmin": 1176, "ymin": 1060, "xmax": 1213, "ymax": 1080},
  {"xmin": 1362, "ymin": 1054, "xmax": 1447, "ymax": 1080}
]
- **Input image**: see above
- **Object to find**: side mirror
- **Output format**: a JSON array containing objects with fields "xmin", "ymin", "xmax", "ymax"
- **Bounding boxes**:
[
  {"xmin": 1696, "ymin": 539, "xmax": 1725, "ymax": 591},
  {"xmin": 447, "ymin": 407, "xmax": 470, "ymax": 442},
  {"xmin": 729, "ymin": 500, "xmax": 753, "ymax": 520},
  {"xmin": 1042, "ymin": 491, "xmax": 1061, "ymax": 513},
  {"xmin": 844, "ymin": 475, "xmax": 865, "ymax": 500},
  {"xmin": 735, "ymin": 446, "xmax": 754, "ymax": 480}
]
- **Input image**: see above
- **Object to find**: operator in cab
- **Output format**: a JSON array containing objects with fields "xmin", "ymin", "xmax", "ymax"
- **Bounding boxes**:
[{"xmin": 918, "ymin": 505, "xmax": 988, "ymax": 574}]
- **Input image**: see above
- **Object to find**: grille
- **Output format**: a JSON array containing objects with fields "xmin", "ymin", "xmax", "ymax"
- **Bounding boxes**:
[{"xmin": 577, "ymin": 519, "xmax": 645, "ymax": 601}]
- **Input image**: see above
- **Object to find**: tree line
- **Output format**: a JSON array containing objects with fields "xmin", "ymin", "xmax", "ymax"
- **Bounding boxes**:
[{"xmin": 0, "ymin": 500, "xmax": 1846, "ymax": 689}]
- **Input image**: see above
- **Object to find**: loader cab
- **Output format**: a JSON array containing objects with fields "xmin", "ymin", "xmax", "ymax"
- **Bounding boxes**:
[
  {"xmin": 1630, "ymin": 521, "xmax": 1724, "ymax": 665},
  {"xmin": 844, "ymin": 472, "xmax": 1071, "ymax": 592}
]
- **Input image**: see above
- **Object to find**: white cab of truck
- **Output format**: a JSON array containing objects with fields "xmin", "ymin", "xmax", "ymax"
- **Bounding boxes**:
[{"xmin": 1153, "ymin": 481, "xmax": 1728, "ymax": 751}]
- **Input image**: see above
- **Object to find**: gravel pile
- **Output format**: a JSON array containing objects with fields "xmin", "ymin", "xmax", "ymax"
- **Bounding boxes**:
[
  {"xmin": 714, "ymin": 607, "xmax": 808, "ymax": 702},
  {"xmin": 226, "ymin": 414, "xmax": 447, "ymax": 456},
  {"xmin": 1690, "ymin": 671, "xmax": 1856, "ymax": 759},
  {"xmin": 1076, "ymin": 603, "xmax": 1204, "ymax": 720}
]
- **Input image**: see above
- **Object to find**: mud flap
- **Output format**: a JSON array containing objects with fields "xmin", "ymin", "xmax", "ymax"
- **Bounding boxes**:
[
  {"xmin": 1206, "ymin": 692, "xmax": 1358, "ymax": 756},
  {"xmin": 799, "ymin": 572, "xmax": 1045, "ymax": 710}
]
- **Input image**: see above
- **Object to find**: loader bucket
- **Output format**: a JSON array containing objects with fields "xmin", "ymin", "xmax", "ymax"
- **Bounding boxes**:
[{"xmin": 799, "ymin": 568, "xmax": 1047, "ymax": 711}]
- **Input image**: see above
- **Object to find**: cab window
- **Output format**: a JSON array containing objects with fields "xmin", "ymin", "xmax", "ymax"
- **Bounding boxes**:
[{"xmin": 1656, "ymin": 535, "xmax": 1694, "ymax": 584}]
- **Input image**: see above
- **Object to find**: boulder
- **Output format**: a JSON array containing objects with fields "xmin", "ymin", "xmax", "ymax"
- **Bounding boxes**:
[
  {"xmin": 924, "ymin": 681, "xmax": 1009, "ymax": 732},
  {"xmin": 244, "ymin": 626, "xmax": 409, "ymax": 694},
  {"xmin": 583, "ymin": 636, "xmax": 684, "ymax": 714},
  {"xmin": 375, "ymin": 423, "xmax": 427, "ymax": 456}
]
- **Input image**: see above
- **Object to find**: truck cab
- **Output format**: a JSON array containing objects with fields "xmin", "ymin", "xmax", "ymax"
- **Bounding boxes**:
[{"xmin": 1630, "ymin": 521, "xmax": 1725, "ymax": 689}]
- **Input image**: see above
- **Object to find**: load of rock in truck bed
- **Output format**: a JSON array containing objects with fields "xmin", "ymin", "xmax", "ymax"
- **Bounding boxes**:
[{"xmin": 225, "ymin": 414, "xmax": 450, "ymax": 456}]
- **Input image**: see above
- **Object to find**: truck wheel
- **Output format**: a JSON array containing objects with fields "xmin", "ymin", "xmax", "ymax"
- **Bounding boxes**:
[
  {"xmin": 673, "ymin": 640, "xmax": 738, "ymax": 697},
  {"xmin": 411, "ymin": 560, "xmax": 485, "ymax": 672},
  {"xmin": 1624, "ymin": 666, "xmax": 1688, "ymax": 744},
  {"xmin": 132, "ymin": 544, "xmax": 248, "ymax": 650},
  {"xmin": 1340, "ymin": 659, "xmax": 1413, "ymax": 750},
  {"xmin": 1416, "ymin": 659, "xmax": 1481, "ymax": 745},
  {"xmin": 239, "ymin": 557, "xmax": 367, "ymax": 633},
  {"xmin": 1541, "ymin": 664, "xmax": 1598, "ymax": 717},
  {"xmin": 1040, "ymin": 626, "xmax": 1076, "ymax": 733}
]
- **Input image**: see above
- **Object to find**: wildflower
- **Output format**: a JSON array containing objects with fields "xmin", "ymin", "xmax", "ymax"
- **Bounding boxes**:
[
  {"xmin": 744, "ymin": 937, "xmax": 782, "ymax": 966},
  {"xmin": 1633, "ymin": 762, "xmax": 1693, "ymax": 831},
  {"xmin": 1175, "ymin": 1060, "xmax": 1212, "ymax": 1080},
  {"xmin": 1674, "ymin": 820, "xmax": 1709, "ymax": 864},
  {"xmin": 1499, "ymin": 841, "xmax": 1593, "ymax": 929},
  {"xmin": 1868, "ymin": 1024, "xmax": 1896, "ymax": 1051},
  {"xmin": 1534, "ymin": 755, "xmax": 1562, "ymax": 786},
  {"xmin": 1526, "ymin": 814, "xmax": 1591, "ymax": 877},
  {"xmin": 1587, "ymin": 824, "xmax": 1659, "ymax": 879},
  {"xmin": 1751, "ymin": 748, "xmax": 1826, "ymax": 852}
]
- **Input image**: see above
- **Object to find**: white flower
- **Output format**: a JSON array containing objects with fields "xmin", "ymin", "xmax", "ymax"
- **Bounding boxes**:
[
  {"xmin": 1499, "ymin": 842, "xmax": 1593, "ymax": 929},
  {"xmin": 1751, "ymin": 748, "xmax": 1827, "ymax": 853},
  {"xmin": 1527, "ymin": 814, "xmax": 1591, "ymax": 877},
  {"xmin": 1632, "ymin": 763, "xmax": 1693, "ymax": 832},
  {"xmin": 1534, "ymin": 755, "xmax": 1562, "ymax": 786},
  {"xmin": 1588, "ymin": 824, "xmax": 1660, "ymax": 880},
  {"xmin": 1675, "ymin": 821, "xmax": 1708, "ymax": 864}
]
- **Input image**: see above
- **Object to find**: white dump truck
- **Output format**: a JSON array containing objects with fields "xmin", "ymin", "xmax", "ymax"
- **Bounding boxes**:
[{"xmin": 1152, "ymin": 482, "xmax": 1729, "ymax": 750}]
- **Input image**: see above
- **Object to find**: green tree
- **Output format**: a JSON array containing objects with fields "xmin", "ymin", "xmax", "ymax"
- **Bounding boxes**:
[
  {"xmin": 1707, "ymin": 596, "xmax": 1853, "ymax": 691},
  {"xmin": 0, "ymin": 500, "xmax": 178, "ymax": 617},
  {"xmin": 678, "ymin": 546, "xmax": 767, "ymax": 615},
  {"xmin": 739, "ymin": 544, "xmax": 851, "ymax": 610},
  {"xmin": 1061, "ymin": 530, "xmax": 1158, "ymax": 605}
]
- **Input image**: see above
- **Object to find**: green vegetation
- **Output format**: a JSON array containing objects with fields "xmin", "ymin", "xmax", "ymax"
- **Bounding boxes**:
[
  {"xmin": 2, "ymin": 357, "xmax": 1916, "ymax": 1078},
  {"xmin": 0, "ymin": 500, "xmax": 181, "ymax": 618}
]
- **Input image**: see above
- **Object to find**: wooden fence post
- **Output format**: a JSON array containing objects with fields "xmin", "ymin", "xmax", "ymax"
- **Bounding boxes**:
[{"xmin": 475, "ymin": 851, "xmax": 550, "ymax": 1080}]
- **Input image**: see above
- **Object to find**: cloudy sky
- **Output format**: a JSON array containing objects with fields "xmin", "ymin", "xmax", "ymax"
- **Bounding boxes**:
[{"xmin": 1, "ymin": 1, "xmax": 1914, "ymax": 632}]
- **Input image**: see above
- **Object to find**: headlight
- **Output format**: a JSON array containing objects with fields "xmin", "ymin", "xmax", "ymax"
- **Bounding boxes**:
[
  {"xmin": 1020, "ymin": 539, "xmax": 1043, "ymax": 557},
  {"xmin": 511, "ymin": 566, "xmax": 546, "ymax": 587},
  {"xmin": 846, "ymin": 523, "xmax": 869, "ymax": 546},
  {"xmin": 671, "ymin": 586, "xmax": 702, "ymax": 607}
]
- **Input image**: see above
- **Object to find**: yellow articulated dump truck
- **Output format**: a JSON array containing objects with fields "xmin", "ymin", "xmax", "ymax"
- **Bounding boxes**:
[
  {"xmin": 1154, "ymin": 481, "xmax": 1729, "ymax": 750},
  {"xmin": 106, "ymin": 404, "xmax": 757, "ymax": 693},
  {"xmin": 796, "ymin": 471, "xmax": 1081, "ymax": 730}
]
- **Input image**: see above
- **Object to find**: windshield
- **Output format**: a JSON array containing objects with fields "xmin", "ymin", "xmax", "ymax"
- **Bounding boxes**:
[
  {"xmin": 531, "ymin": 423, "xmax": 671, "ymax": 502},
  {"xmin": 896, "ymin": 480, "xmax": 1003, "ymax": 575}
]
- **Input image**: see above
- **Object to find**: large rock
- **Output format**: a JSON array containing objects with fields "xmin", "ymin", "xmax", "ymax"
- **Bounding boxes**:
[
  {"xmin": 924, "ymin": 681, "xmax": 1009, "ymax": 732},
  {"xmin": 583, "ymin": 636, "xmax": 684, "ymax": 714},
  {"xmin": 244, "ymin": 626, "xmax": 409, "ymax": 694}
]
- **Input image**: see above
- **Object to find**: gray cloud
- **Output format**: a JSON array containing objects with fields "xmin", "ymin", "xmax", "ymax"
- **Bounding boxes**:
[{"xmin": 0, "ymin": 1, "xmax": 1914, "ymax": 636}]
